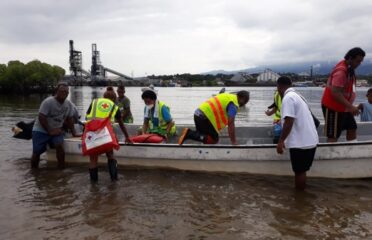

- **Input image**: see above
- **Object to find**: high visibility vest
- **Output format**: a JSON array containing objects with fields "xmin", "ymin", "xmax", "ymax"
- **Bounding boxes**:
[
  {"xmin": 273, "ymin": 91, "xmax": 282, "ymax": 121},
  {"xmin": 148, "ymin": 101, "xmax": 176, "ymax": 136},
  {"xmin": 85, "ymin": 98, "xmax": 118, "ymax": 122},
  {"xmin": 199, "ymin": 93, "xmax": 239, "ymax": 133},
  {"xmin": 321, "ymin": 60, "xmax": 356, "ymax": 112}
]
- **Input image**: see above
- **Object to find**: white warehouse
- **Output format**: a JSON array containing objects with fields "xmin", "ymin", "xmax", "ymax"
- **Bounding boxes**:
[{"xmin": 257, "ymin": 69, "xmax": 280, "ymax": 82}]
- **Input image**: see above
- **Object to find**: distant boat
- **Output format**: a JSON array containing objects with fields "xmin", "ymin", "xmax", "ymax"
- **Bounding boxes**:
[
  {"xmin": 293, "ymin": 81, "xmax": 314, "ymax": 87},
  {"xmin": 212, "ymin": 88, "xmax": 247, "ymax": 97}
]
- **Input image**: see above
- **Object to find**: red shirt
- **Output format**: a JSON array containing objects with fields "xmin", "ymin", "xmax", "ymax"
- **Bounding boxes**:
[{"xmin": 321, "ymin": 60, "xmax": 356, "ymax": 112}]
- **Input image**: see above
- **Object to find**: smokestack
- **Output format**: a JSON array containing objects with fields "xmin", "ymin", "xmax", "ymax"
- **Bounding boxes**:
[{"xmin": 69, "ymin": 40, "xmax": 74, "ymax": 51}]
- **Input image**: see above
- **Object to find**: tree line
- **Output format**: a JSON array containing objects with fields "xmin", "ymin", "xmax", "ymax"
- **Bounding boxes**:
[{"xmin": 0, "ymin": 60, "xmax": 65, "ymax": 94}]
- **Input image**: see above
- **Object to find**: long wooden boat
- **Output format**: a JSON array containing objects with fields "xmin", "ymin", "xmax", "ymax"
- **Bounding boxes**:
[{"xmin": 46, "ymin": 123, "xmax": 372, "ymax": 179}]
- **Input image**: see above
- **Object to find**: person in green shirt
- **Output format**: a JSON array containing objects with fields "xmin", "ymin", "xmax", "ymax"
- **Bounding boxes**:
[{"xmin": 116, "ymin": 85, "xmax": 133, "ymax": 123}]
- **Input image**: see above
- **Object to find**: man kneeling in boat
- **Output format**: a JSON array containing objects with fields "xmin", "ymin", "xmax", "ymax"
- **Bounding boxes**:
[
  {"xmin": 178, "ymin": 90, "xmax": 249, "ymax": 145},
  {"xmin": 276, "ymin": 76, "xmax": 319, "ymax": 190},
  {"xmin": 85, "ymin": 87, "xmax": 131, "ymax": 182}
]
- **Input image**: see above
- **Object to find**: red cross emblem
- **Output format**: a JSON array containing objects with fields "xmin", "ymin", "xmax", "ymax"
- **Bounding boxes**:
[{"xmin": 101, "ymin": 103, "xmax": 109, "ymax": 109}]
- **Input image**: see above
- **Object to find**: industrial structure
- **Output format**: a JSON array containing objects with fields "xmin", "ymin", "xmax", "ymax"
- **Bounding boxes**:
[
  {"xmin": 69, "ymin": 40, "xmax": 90, "ymax": 79},
  {"xmin": 68, "ymin": 40, "xmax": 132, "ymax": 83},
  {"xmin": 256, "ymin": 69, "xmax": 281, "ymax": 82},
  {"xmin": 90, "ymin": 43, "xmax": 132, "ymax": 81}
]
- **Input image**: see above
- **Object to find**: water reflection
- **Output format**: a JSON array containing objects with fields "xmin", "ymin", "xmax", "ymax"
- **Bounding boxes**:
[{"xmin": 268, "ymin": 181, "xmax": 372, "ymax": 239}]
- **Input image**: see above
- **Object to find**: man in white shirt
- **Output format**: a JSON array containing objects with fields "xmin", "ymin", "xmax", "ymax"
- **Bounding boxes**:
[{"xmin": 276, "ymin": 76, "xmax": 319, "ymax": 190}]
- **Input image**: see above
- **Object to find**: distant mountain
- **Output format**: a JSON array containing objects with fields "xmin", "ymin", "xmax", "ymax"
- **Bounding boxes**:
[
  {"xmin": 203, "ymin": 61, "xmax": 372, "ymax": 76},
  {"xmin": 202, "ymin": 69, "xmax": 234, "ymax": 75}
]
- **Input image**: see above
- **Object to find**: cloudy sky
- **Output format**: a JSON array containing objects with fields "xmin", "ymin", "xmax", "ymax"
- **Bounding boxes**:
[{"xmin": 0, "ymin": 0, "xmax": 371, "ymax": 76}]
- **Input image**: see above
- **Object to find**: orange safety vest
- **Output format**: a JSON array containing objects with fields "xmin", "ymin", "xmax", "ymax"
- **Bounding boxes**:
[
  {"xmin": 321, "ymin": 60, "xmax": 355, "ymax": 112},
  {"xmin": 199, "ymin": 93, "xmax": 239, "ymax": 133}
]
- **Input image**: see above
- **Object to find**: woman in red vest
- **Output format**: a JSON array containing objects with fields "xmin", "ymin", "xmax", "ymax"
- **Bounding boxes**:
[{"xmin": 321, "ymin": 47, "xmax": 365, "ymax": 142}]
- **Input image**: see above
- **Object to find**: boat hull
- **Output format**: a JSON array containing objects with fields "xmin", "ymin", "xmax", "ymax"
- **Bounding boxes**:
[{"xmin": 46, "ymin": 138, "xmax": 372, "ymax": 179}]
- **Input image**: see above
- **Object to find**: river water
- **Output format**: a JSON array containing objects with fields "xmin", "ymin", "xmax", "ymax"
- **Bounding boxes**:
[{"xmin": 1, "ymin": 86, "xmax": 372, "ymax": 239}]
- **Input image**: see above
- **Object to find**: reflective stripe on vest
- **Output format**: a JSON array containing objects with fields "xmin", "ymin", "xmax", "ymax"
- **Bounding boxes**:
[
  {"xmin": 199, "ymin": 93, "xmax": 239, "ymax": 133},
  {"xmin": 85, "ymin": 98, "xmax": 118, "ymax": 122},
  {"xmin": 206, "ymin": 97, "xmax": 228, "ymax": 130}
]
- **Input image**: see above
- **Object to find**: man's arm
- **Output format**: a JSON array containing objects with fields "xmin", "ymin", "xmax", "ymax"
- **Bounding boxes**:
[
  {"xmin": 331, "ymin": 86, "xmax": 359, "ymax": 115},
  {"xmin": 114, "ymin": 108, "xmax": 132, "ymax": 143},
  {"xmin": 122, "ymin": 107, "xmax": 131, "ymax": 120},
  {"xmin": 165, "ymin": 120, "xmax": 174, "ymax": 138},
  {"xmin": 122, "ymin": 99, "xmax": 131, "ymax": 120},
  {"xmin": 265, "ymin": 107, "xmax": 277, "ymax": 116},
  {"xmin": 161, "ymin": 105, "xmax": 174, "ymax": 140},
  {"xmin": 39, "ymin": 113, "xmax": 50, "ymax": 133},
  {"xmin": 142, "ymin": 119, "xmax": 149, "ymax": 134},
  {"xmin": 226, "ymin": 103, "xmax": 238, "ymax": 145},
  {"xmin": 118, "ymin": 120, "xmax": 132, "ymax": 143},
  {"xmin": 227, "ymin": 116, "xmax": 237, "ymax": 145},
  {"xmin": 357, "ymin": 103, "xmax": 364, "ymax": 112},
  {"xmin": 276, "ymin": 117, "xmax": 294, "ymax": 154},
  {"xmin": 39, "ymin": 113, "xmax": 62, "ymax": 136},
  {"xmin": 66, "ymin": 116, "xmax": 81, "ymax": 137}
]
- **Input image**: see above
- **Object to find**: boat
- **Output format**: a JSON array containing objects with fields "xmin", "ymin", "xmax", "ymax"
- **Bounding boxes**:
[
  {"xmin": 45, "ymin": 122, "xmax": 372, "ymax": 179},
  {"xmin": 292, "ymin": 81, "xmax": 314, "ymax": 87},
  {"xmin": 211, "ymin": 88, "xmax": 246, "ymax": 97}
]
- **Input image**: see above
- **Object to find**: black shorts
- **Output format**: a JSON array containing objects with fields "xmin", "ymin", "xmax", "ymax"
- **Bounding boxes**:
[
  {"xmin": 289, "ymin": 148, "xmax": 316, "ymax": 173},
  {"xmin": 194, "ymin": 114, "xmax": 219, "ymax": 142},
  {"xmin": 322, "ymin": 105, "xmax": 357, "ymax": 139}
]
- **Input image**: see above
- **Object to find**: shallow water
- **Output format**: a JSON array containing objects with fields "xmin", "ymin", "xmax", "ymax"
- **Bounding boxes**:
[{"xmin": 1, "ymin": 86, "xmax": 372, "ymax": 239}]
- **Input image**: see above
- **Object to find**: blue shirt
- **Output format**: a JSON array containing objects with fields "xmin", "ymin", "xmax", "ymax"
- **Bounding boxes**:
[
  {"xmin": 144, "ymin": 105, "xmax": 172, "ymax": 127},
  {"xmin": 226, "ymin": 102, "xmax": 238, "ymax": 117},
  {"xmin": 360, "ymin": 102, "xmax": 372, "ymax": 122}
]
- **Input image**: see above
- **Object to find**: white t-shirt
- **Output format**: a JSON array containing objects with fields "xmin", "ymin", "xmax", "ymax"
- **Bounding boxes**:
[{"xmin": 281, "ymin": 88, "xmax": 319, "ymax": 148}]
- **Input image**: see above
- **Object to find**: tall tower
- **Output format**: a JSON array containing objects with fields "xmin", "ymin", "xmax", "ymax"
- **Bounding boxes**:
[
  {"xmin": 69, "ymin": 40, "xmax": 83, "ymax": 77},
  {"xmin": 91, "ymin": 43, "xmax": 105, "ymax": 79}
]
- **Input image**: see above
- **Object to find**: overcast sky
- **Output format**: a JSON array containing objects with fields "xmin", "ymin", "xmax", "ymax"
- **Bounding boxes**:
[{"xmin": 0, "ymin": 0, "xmax": 371, "ymax": 76}]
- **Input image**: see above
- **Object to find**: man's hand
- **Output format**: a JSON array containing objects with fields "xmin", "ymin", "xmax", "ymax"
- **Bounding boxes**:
[
  {"xmin": 276, "ymin": 140, "xmax": 285, "ymax": 154},
  {"xmin": 48, "ymin": 128, "xmax": 63, "ymax": 136},
  {"xmin": 72, "ymin": 132, "xmax": 82, "ymax": 138},
  {"xmin": 265, "ymin": 108, "xmax": 275, "ymax": 116},
  {"xmin": 347, "ymin": 105, "xmax": 360, "ymax": 116},
  {"xmin": 331, "ymin": 86, "xmax": 360, "ymax": 116},
  {"xmin": 227, "ymin": 116, "xmax": 237, "ymax": 145},
  {"xmin": 164, "ymin": 133, "xmax": 170, "ymax": 143},
  {"xmin": 231, "ymin": 140, "xmax": 238, "ymax": 145}
]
